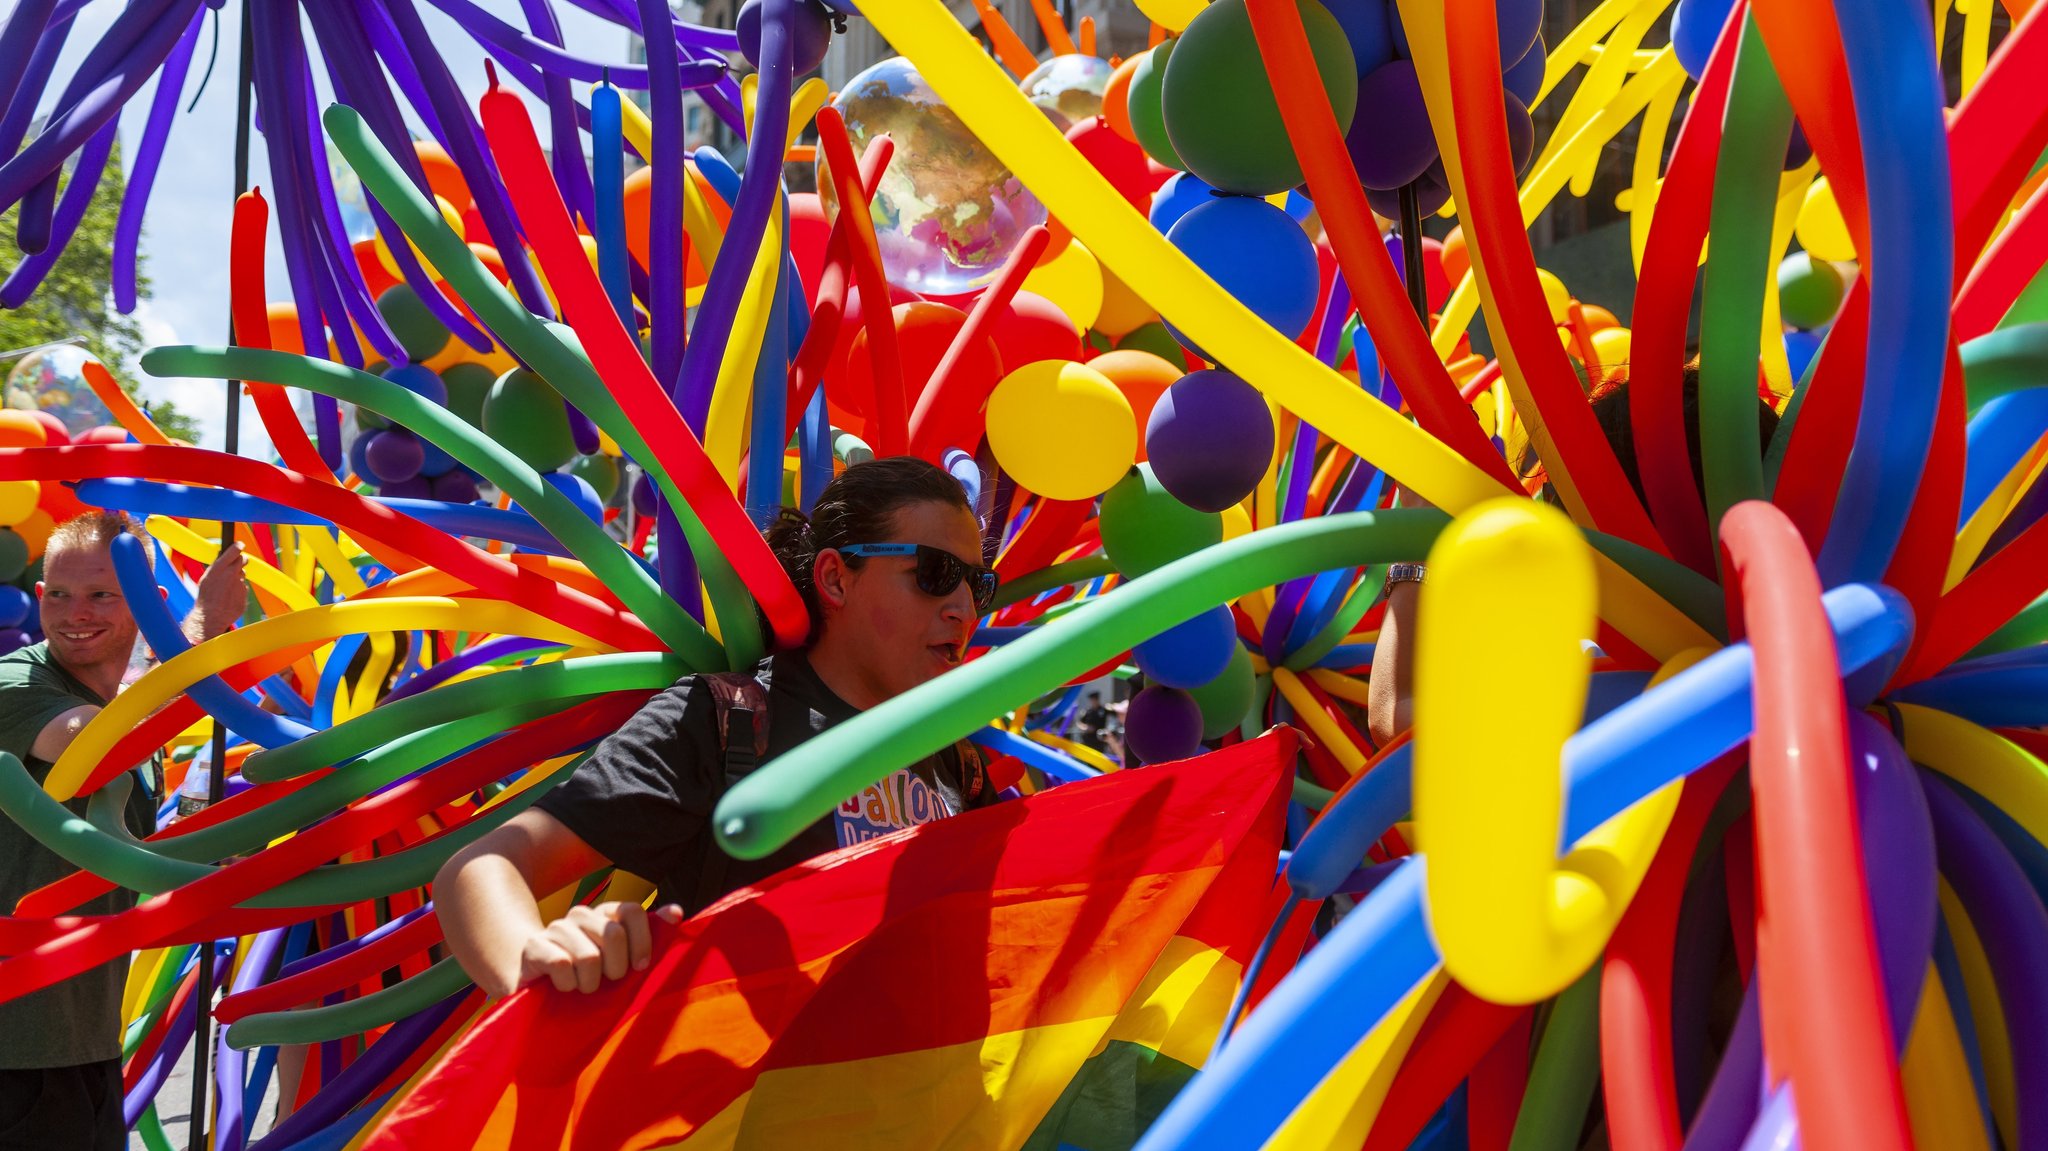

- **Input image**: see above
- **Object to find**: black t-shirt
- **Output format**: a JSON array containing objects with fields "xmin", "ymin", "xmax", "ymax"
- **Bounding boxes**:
[{"xmin": 536, "ymin": 652, "xmax": 993, "ymax": 912}]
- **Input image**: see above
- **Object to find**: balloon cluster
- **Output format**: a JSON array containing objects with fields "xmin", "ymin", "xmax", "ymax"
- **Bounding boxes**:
[{"xmin": 0, "ymin": 0, "xmax": 2045, "ymax": 1148}]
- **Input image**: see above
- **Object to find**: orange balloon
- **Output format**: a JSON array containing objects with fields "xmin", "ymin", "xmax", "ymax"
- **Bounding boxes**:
[
  {"xmin": 0, "ymin": 411, "xmax": 47, "ymax": 449},
  {"xmin": 1088, "ymin": 349, "xmax": 1182, "ymax": 459},
  {"xmin": 13, "ymin": 509, "xmax": 53, "ymax": 563},
  {"xmin": 1578, "ymin": 304, "xmax": 1620, "ymax": 333},
  {"xmin": 1440, "ymin": 226, "xmax": 1469, "ymax": 285},
  {"xmin": 622, "ymin": 165, "xmax": 711, "ymax": 290},
  {"xmin": 413, "ymin": 141, "xmax": 470, "ymax": 210},
  {"xmin": 1103, "ymin": 54, "xmax": 1143, "ymax": 144},
  {"xmin": 353, "ymin": 238, "xmax": 401, "ymax": 298},
  {"xmin": 265, "ymin": 303, "xmax": 312, "ymax": 355}
]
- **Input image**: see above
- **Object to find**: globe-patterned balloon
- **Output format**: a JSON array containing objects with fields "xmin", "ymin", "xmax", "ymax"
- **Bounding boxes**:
[
  {"xmin": 1019, "ymin": 53, "xmax": 1115, "ymax": 131},
  {"xmin": 822, "ymin": 56, "xmax": 1046, "ymax": 295},
  {"xmin": 4, "ymin": 344, "xmax": 113, "ymax": 435}
]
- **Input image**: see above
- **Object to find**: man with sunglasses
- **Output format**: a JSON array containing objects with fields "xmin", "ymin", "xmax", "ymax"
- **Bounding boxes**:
[{"xmin": 439, "ymin": 458, "xmax": 1011, "ymax": 999}]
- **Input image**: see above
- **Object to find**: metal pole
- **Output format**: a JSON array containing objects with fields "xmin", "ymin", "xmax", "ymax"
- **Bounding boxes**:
[
  {"xmin": 1397, "ymin": 182, "xmax": 1428, "ymax": 325},
  {"xmin": 190, "ymin": 4, "xmax": 255, "ymax": 1147}
]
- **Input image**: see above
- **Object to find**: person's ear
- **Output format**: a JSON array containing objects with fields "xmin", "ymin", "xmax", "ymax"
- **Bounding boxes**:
[{"xmin": 813, "ymin": 548, "xmax": 851, "ymax": 611}]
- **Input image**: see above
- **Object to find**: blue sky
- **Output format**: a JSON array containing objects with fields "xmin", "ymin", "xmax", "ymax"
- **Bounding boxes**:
[{"xmin": 41, "ymin": 1, "xmax": 634, "ymax": 454}]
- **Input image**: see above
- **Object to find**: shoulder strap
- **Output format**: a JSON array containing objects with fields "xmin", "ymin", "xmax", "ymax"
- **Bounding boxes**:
[
  {"xmin": 948, "ymin": 738, "xmax": 989, "ymax": 808},
  {"xmin": 691, "ymin": 672, "xmax": 771, "ymax": 913}
]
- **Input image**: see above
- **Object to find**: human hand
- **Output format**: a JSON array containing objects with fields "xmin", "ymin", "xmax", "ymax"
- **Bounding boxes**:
[
  {"xmin": 188, "ymin": 542, "xmax": 248, "ymax": 643},
  {"xmin": 517, "ymin": 901, "xmax": 684, "ymax": 994}
]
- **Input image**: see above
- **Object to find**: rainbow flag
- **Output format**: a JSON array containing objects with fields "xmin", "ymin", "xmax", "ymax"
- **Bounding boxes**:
[{"xmin": 361, "ymin": 729, "xmax": 1295, "ymax": 1151}]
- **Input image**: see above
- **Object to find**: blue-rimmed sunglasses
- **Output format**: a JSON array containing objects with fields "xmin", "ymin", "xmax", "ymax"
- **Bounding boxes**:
[{"xmin": 836, "ymin": 543, "xmax": 1000, "ymax": 613}]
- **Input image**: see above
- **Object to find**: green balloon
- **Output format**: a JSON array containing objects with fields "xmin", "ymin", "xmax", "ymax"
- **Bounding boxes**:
[
  {"xmin": 569, "ymin": 452, "xmax": 620, "ymax": 503},
  {"xmin": 1777, "ymin": 251, "xmax": 1845, "ymax": 330},
  {"xmin": 373, "ymin": 284, "xmax": 452, "ymax": 363},
  {"xmin": 1116, "ymin": 322, "xmax": 1190, "ymax": 370},
  {"xmin": 1099, "ymin": 464, "xmax": 1223, "ymax": 577},
  {"xmin": 0, "ymin": 529, "xmax": 26, "ymax": 584},
  {"xmin": 440, "ymin": 361, "xmax": 496, "ymax": 428},
  {"xmin": 484, "ymin": 368, "xmax": 577, "ymax": 473},
  {"xmin": 1186, "ymin": 643, "xmax": 1255, "ymax": 740},
  {"xmin": 1127, "ymin": 40, "xmax": 1184, "ymax": 172},
  {"xmin": 1161, "ymin": 0, "xmax": 1357, "ymax": 195}
]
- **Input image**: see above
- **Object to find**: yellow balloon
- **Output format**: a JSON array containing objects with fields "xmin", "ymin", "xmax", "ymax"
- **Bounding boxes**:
[
  {"xmin": 1589, "ymin": 326, "xmax": 1632, "ymax": 385},
  {"xmin": 1535, "ymin": 269, "xmax": 1572, "ymax": 325},
  {"xmin": 1093, "ymin": 259, "xmax": 1155, "ymax": 339},
  {"xmin": 1022, "ymin": 237, "xmax": 1106, "ymax": 335},
  {"xmin": 985, "ymin": 360, "xmax": 1135, "ymax": 500},
  {"xmin": 1135, "ymin": 0, "xmax": 1207, "ymax": 32},
  {"xmin": 1414, "ymin": 498, "xmax": 1683, "ymax": 1004},
  {"xmin": 0, "ymin": 480, "xmax": 40, "ymax": 527},
  {"xmin": 1797, "ymin": 178, "xmax": 1858, "ymax": 263},
  {"xmin": 374, "ymin": 194, "xmax": 464, "ymax": 280}
]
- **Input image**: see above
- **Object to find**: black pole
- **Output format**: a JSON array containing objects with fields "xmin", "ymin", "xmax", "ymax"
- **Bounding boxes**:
[
  {"xmin": 190, "ymin": 5, "xmax": 255, "ymax": 1148},
  {"xmin": 1397, "ymin": 182, "xmax": 1428, "ymax": 326}
]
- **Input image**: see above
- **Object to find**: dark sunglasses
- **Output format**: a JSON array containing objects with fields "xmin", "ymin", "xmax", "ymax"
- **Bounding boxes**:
[{"xmin": 836, "ymin": 543, "xmax": 1000, "ymax": 613}]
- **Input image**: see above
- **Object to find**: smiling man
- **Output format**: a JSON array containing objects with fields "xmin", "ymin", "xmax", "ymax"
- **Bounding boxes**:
[{"xmin": 0, "ymin": 511, "xmax": 244, "ymax": 1150}]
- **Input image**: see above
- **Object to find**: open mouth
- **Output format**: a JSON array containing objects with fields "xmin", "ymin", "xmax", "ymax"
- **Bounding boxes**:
[
  {"xmin": 930, "ymin": 643, "xmax": 963, "ymax": 667},
  {"xmin": 56, "ymin": 629, "xmax": 106, "ymax": 643}
]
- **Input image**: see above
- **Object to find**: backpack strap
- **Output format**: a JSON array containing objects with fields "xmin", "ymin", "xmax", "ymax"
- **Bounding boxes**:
[
  {"xmin": 948, "ymin": 738, "xmax": 989, "ymax": 809},
  {"xmin": 692, "ymin": 671, "xmax": 771, "ymax": 913}
]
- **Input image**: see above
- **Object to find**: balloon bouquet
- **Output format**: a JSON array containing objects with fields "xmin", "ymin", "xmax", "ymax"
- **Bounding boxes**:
[{"xmin": 0, "ymin": 0, "xmax": 2046, "ymax": 1146}]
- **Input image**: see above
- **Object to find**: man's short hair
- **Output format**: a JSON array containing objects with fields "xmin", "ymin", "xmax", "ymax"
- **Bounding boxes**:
[{"xmin": 44, "ymin": 510, "xmax": 147, "ymax": 563}]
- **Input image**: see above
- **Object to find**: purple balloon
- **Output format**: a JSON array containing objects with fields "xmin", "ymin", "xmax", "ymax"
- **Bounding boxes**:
[
  {"xmin": 1505, "ymin": 92, "xmax": 1535, "ymax": 177},
  {"xmin": 0, "ymin": 628, "xmax": 30, "ymax": 655},
  {"xmin": 377, "ymin": 474, "xmax": 433, "ymax": 500},
  {"xmin": 1495, "ymin": 0, "xmax": 1544, "ymax": 68},
  {"xmin": 1505, "ymin": 33, "xmax": 1545, "ymax": 104},
  {"xmin": 382, "ymin": 363, "xmax": 449, "ymax": 407},
  {"xmin": 737, "ymin": 0, "xmax": 834, "ymax": 73},
  {"xmin": 1347, "ymin": 61, "xmax": 1438, "ymax": 191},
  {"xmin": 630, "ymin": 468, "xmax": 661, "ymax": 517},
  {"xmin": 429, "ymin": 468, "xmax": 480, "ymax": 505},
  {"xmin": 364, "ymin": 430, "xmax": 427, "ymax": 484},
  {"xmin": 1147, "ymin": 370, "xmax": 1276, "ymax": 512},
  {"xmin": 1126, "ymin": 685, "xmax": 1206, "ymax": 764}
]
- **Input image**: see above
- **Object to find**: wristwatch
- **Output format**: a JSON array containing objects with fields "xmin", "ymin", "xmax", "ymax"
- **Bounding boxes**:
[{"xmin": 1386, "ymin": 562, "xmax": 1428, "ymax": 587}]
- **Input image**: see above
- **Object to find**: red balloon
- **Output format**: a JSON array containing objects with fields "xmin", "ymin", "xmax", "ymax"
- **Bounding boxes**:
[
  {"xmin": 23, "ymin": 410, "xmax": 69, "ymax": 447},
  {"xmin": 990, "ymin": 290, "xmax": 1083, "ymax": 372},
  {"xmin": 846, "ymin": 303, "xmax": 1003, "ymax": 450},
  {"xmin": 826, "ymin": 281, "xmax": 922, "ymax": 436},
  {"xmin": 788, "ymin": 193, "xmax": 832, "ymax": 307},
  {"xmin": 1066, "ymin": 117, "xmax": 1156, "ymax": 212},
  {"xmin": 1441, "ymin": 226, "xmax": 1470, "ymax": 284},
  {"xmin": 1420, "ymin": 236, "xmax": 1452, "ymax": 312},
  {"xmin": 75, "ymin": 426, "xmax": 131, "ymax": 445}
]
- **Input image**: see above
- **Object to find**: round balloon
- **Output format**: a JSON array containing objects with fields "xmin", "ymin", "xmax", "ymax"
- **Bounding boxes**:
[
  {"xmin": 1126, "ymin": 42, "xmax": 1185, "ymax": 172},
  {"xmin": 439, "ymin": 362, "xmax": 496, "ymax": 428},
  {"xmin": 985, "ymin": 361, "xmax": 1137, "ymax": 500},
  {"xmin": 0, "ymin": 585, "xmax": 30, "ymax": 630},
  {"xmin": 1186, "ymin": 642, "xmax": 1256, "ymax": 738},
  {"xmin": 1021, "ymin": 238, "xmax": 1106, "ymax": 334},
  {"xmin": 1094, "ymin": 260, "xmax": 1158, "ymax": 340},
  {"xmin": 1670, "ymin": 0, "xmax": 1736, "ymax": 80},
  {"xmin": 0, "ymin": 482, "xmax": 38, "ymax": 527},
  {"xmin": 991, "ymin": 290, "xmax": 1085, "ymax": 370},
  {"xmin": 1347, "ymin": 61, "xmax": 1438, "ymax": 190},
  {"xmin": 1162, "ymin": 0, "xmax": 1359, "ymax": 195},
  {"xmin": 1137, "ymin": 0, "xmax": 1208, "ymax": 32},
  {"xmin": 736, "ymin": 0, "xmax": 835, "ymax": 73},
  {"xmin": 375, "ymin": 284, "xmax": 453, "ymax": 363},
  {"xmin": 483, "ymin": 368, "xmax": 577, "ymax": 473},
  {"xmin": 0, "ymin": 411, "xmax": 47, "ymax": 449},
  {"xmin": 1020, "ymin": 54, "xmax": 1115, "ymax": 131},
  {"xmin": 1117, "ymin": 322, "xmax": 1194, "ymax": 371},
  {"xmin": 1090, "ymin": 350, "xmax": 1183, "ymax": 453},
  {"xmin": 1104, "ymin": 54, "xmax": 1144, "ymax": 144},
  {"xmin": 0, "ymin": 529, "xmax": 25, "ymax": 584},
  {"xmin": 1165, "ymin": 195, "xmax": 1320, "ymax": 352},
  {"xmin": 1099, "ymin": 463, "xmax": 1225, "ymax": 576},
  {"xmin": 826, "ymin": 57, "xmax": 1049, "ymax": 295},
  {"xmin": 1067, "ymin": 117, "xmax": 1159, "ymax": 212},
  {"xmin": 1146, "ymin": 369, "xmax": 1276, "ymax": 512},
  {"xmin": 363, "ymin": 429, "xmax": 426, "ymax": 485},
  {"xmin": 1796, "ymin": 179, "xmax": 1857, "ymax": 263},
  {"xmin": 1134, "ymin": 605, "xmax": 1239, "ymax": 689},
  {"xmin": 1148, "ymin": 170, "xmax": 1217, "ymax": 234},
  {"xmin": 1505, "ymin": 34, "xmax": 1545, "ymax": 104},
  {"xmin": 1126, "ymin": 684, "xmax": 1206, "ymax": 763},
  {"xmin": 1778, "ymin": 250, "xmax": 1846, "ymax": 330},
  {"xmin": 1321, "ymin": 0, "xmax": 1396, "ymax": 74},
  {"xmin": 3, "ymin": 345, "xmax": 113, "ymax": 435}
]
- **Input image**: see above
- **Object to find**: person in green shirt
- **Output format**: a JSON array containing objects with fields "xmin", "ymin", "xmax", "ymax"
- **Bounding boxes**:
[{"xmin": 0, "ymin": 511, "xmax": 244, "ymax": 1150}]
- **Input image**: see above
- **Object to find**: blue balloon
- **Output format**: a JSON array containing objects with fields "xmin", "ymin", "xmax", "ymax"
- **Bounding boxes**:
[
  {"xmin": 417, "ymin": 437, "xmax": 458, "ymax": 478},
  {"xmin": 1318, "ymin": 0, "xmax": 1395, "ymax": 75},
  {"xmin": 1785, "ymin": 328, "xmax": 1825, "ymax": 383},
  {"xmin": 1148, "ymin": 170, "xmax": 1217, "ymax": 234},
  {"xmin": 542, "ymin": 471, "xmax": 604, "ymax": 523},
  {"xmin": 1134, "ymin": 605, "xmax": 1239, "ymax": 689},
  {"xmin": 381, "ymin": 363, "xmax": 448, "ymax": 407},
  {"xmin": 1505, "ymin": 33, "xmax": 1545, "ymax": 104},
  {"xmin": 1164, "ymin": 195, "xmax": 1319, "ymax": 358},
  {"xmin": 1495, "ymin": 0, "xmax": 1543, "ymax": 67},
  {"xmin": 1670, "ymin": 0, "xmax": 1737, "ymax": 80},
  {"xmin": 0, "ymin": 585, "xmax": 30, "ymax": 630}
]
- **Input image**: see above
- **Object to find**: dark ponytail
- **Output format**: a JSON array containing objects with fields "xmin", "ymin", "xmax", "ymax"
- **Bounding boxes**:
[{"xmin": 762, "ymin": 456, "xmax": 976, "ymax": 644}]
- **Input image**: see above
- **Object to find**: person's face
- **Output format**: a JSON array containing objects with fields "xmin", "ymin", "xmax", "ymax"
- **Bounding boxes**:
[
  {"xmin": 37, "ymin": 543, "xmax": 140, "ymax": 674},
  {"xmin": 816, "ymin": 500, "xmax": 986, "ymax": 700}
]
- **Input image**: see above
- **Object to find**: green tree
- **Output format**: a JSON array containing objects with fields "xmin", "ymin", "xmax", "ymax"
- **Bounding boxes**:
[{"xmin": 0, "ymin": 143, "xmax": 203, "ymax": 444}]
